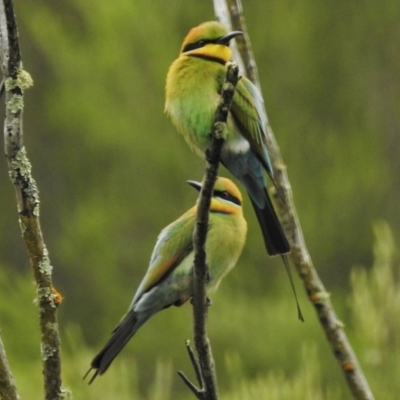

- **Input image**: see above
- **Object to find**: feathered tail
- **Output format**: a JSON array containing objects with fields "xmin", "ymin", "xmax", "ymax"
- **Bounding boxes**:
[
  {"xmin": 84, "ymin": 309, "xmax": 140, "ymax": 383},
  {"xmin": 249, "ymin": 187, "xmax": 290, "ymax": 256}
]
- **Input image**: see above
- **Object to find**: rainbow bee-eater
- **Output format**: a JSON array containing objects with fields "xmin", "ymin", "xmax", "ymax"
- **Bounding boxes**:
[
  {"xmin": 165, "ymin": 21, "xmax": 290, "ymax": 257},
  {"xmin": 85, "ymin": 177, "xmax": 247, "ymax": 382}
]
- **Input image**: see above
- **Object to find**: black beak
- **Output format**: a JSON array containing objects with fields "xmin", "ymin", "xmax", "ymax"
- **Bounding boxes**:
[
  {"xmin": 216, "ymin": 30, "xmax": 243, "ymax": 45},
  {"xmin": 187, "ymin": 180, "xmax": 202, "ymax": 192}
]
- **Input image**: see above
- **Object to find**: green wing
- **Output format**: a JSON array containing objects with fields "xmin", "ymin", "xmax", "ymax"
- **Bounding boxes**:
[
  {"xmin": 131, "ymin": 208, "xmax": 195, "ymax": 306},
  {"xmin": 217, "ymin": 68, "xmax": 273, "ymax": 178}
]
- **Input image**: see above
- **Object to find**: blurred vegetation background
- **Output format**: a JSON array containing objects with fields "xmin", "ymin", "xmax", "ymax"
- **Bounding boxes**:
[{"xmin": 0, "ymin": 0, "xmax": 399, "ymax": 398}]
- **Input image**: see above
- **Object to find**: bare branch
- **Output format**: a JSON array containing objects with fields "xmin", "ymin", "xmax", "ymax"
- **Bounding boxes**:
[
  {"xmin": 212, "ymin": 0, "xmax": 246, "ymax": 74},
  {"xmin": 214, "ymin": 1, "xmax": 375, "ymax": 399},
  {"xmin": 0, "ymin": 1, "xmax": 64, "ymax": 399},
  {"xmin": 192, "ymin": 61, "xmax": 239, "ymax": 400},
  {"xmin": 214, "ymin": 0, "xmax": 258, "ymax": 87},
  {"xmin": 180, "ymin": 62, "xmax": 239, "ymax": 400},
  {"xmin": 178, "ymin": 370, "xmax": 204, "ymax": 400},
  {"xmin": 0, "ymin": 334, "xmax": 20, "ymax": 400},
  {"xmin": 185, "ymin": 340, "xmax": 204, "ymax": 389}
]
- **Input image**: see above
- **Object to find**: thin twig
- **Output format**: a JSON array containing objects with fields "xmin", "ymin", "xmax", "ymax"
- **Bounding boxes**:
[
  {"xmin": 180, "ymin": 62, "xmax": 239, "ymax": 400},
  {"xmin": 186, "ymin": 340, "xmax": 204, "ymax": 389},
  {"xmin": 178, "ymin": 370, "xmax": 204, "ymax": 400},
  {"xmin": 0, "ymin": 333, "xmax": 20, "ymax": 400},
  {"xmin": 178, "ymin": 341, "xmax": 204, "ymax": 399},
  {"xmin": 214, "ymin": 1, "xmax": 375, "ymax": 399},
  {"xmin": 0, "ymin": 1, "xmax": 63, "ymax": 399}
]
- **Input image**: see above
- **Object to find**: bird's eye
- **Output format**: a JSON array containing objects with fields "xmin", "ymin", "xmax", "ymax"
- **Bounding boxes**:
[
  {"xmin": 198, "ymin": 40, "xmax": 206, "ymax": 47},
  {"xmin": 220, "ymin": 191, "xmax": 229, "ymax": 199}
]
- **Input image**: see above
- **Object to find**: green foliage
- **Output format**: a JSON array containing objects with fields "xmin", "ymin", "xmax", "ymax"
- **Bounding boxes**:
[
  {"xmin": 222, "ymin": 347, "xmax": 341, "ymax": 400},
  {"xmin": 0, "ymin": 0, "xmax": 399, "ymax": 399},
  {"xmin": 0, "ymin": 267, "xmax": 40, "ymax": 361},
  {"xmin": 348, "ymin": 221, "xmax": 400, "ymax": 398},
  {"xmin": 2, "ymin": 223, "xmax": 399, "ymax": 398}
]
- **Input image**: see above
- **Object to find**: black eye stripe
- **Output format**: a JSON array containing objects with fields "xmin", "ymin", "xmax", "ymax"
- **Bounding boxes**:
[
  {"xmin": 182, "ymin": 38, "xmax": 218, "ymax": 53},
  {"xmin": 214, "ymin": 190, "xmax": 241, "ymax": 206}
]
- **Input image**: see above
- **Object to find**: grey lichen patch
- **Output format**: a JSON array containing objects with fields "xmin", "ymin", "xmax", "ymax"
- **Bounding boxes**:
[
  {"xmin": 9, "ymin": 168, "xmax": 17, "ymax": 183},
  {"xmin": 5, "ymin": 68, "xmax": 34, "ymax": 91},
  {"xmin": 45, "ymin": 321, "xmax": 58, "ymax": 330},
  {"xmin": 24, "ymin": 177, "xmax": 40, "ymax": 207},
  {"xmin": 60, "ymin": 387, "xmax": 73, "ymax": 400},
  {"xmin": 311, "ymin": 290, "xmax": 331, "ymax": 304},
  {"xmin": 37, "ymin": 286, "xmax": 51, "ymax": 300},
  {"xmin": 316, "ymin": 291, "xmax": 331, "ymax": 300},
  {"xmin": 213, "ymin": 121, "xmax": 227, "ymax": 140},
  {"xmin": 10, "ymin": 117, "xmax": 19, "ymax": 130},
  {"xmin": 39, "ymin": 255, "xmax": 53, "ymax": 276},
  {"xmin": 34, "ymin": 287, "xmax": 58, "ymax": 309},
  {"xmin": 7, "ymin": 93, "xmax": 24, "ymax": 113},
  {"xmin": 5, "ymin": 77, "xmax": 15, "ymax": 91},
  {"xmin": 49, "ymin": 292, "xmax": 58, "ymax": 309},
  {"xmin": 222, "ymin": 81, "xmax": 235, "ymax": 93},
  {"xmin": 14, "ymin": 147, "xmax": 31, "ymax": 178},
  {"xmin": 18, "ymin": 217, "xmax": 27, "ymax": 234},
  {"xmin": 33, "ymin": 202, "xmax": 40, "ymax": 217},
  {"xmin": 9, "ymin": 147, "xmax": 41, "ymax": 206},
  {"xmin": 39, "ymin": 248, "xmax": 53, "ymax": 276},
  {"xmin": 9, "ymin": 147, "xmax": 32, "ymax": 183},
  {"xmin": 41, "ymin": 343, "xmax": 56, "ymax": 361},
  {"xmin": 17, "ymin": 69, "xmax": 34, "ymax": 90}
]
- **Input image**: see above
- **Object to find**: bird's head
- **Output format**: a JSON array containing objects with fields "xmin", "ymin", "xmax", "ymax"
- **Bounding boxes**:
[
  {"xmin": 180, "ymin": 21, "xmax": 242, "ymax": 64},
  {"xmin": 187, "ymin": 177, "xmax": 243, "ymax": 215}
]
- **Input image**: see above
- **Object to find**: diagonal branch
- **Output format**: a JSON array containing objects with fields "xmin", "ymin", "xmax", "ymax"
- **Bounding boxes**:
[
  {"xmin": 179, "ymin": 62, "xmax": 239, "ymax": 400},
  {"xmin": 0, "ymin": 1, "xmax": 63, "ymax": 399},
  {"xmin": 214, "ymin": 1, "xmax": 375, "ymax": 399}
]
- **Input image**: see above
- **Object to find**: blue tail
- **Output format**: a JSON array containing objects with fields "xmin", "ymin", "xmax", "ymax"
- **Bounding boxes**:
[{"xmin": 249, "ymin": 187, "xmax": 290, "ymax": 256}]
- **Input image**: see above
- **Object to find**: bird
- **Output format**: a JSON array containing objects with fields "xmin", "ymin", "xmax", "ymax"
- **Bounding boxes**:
[
  {"xmin": 85, "ymin": 177, "xmax": 247, "ymax": 382},
  {"xmin": 165, "ymin": 20, "xmax": 290, "ymax": 257}
]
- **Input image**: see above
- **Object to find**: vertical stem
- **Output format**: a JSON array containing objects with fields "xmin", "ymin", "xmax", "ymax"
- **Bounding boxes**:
[
  {"xmin": 0, "ymin": 1, "xmax": 63, "ymax": 399},
  {"xmin": 191, "ymin": 63, "xmax": 239, "ymax": 400},
  {"xmin": 192, "ymin": 165, "xmax": 219, "ymax": 400}
]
